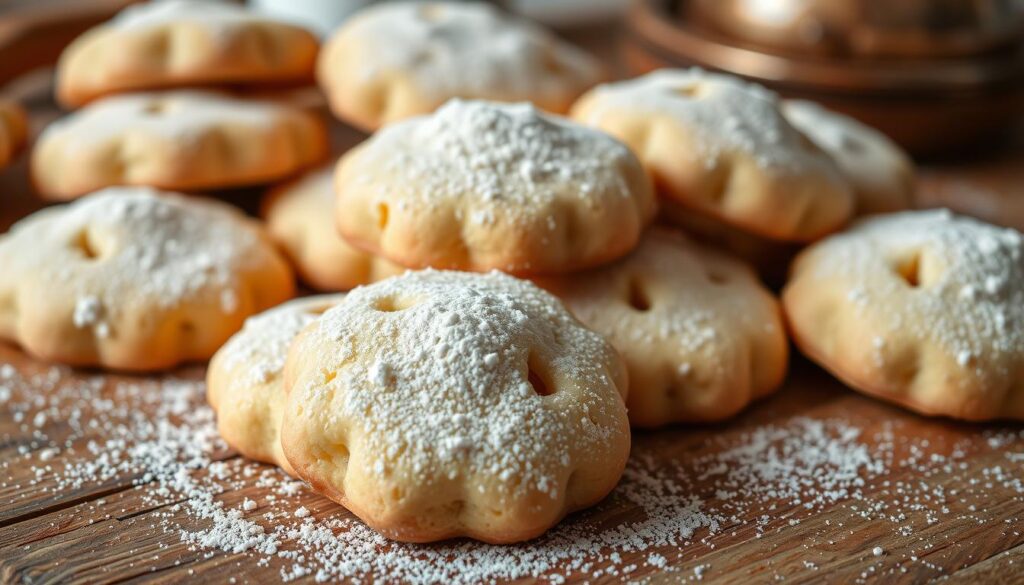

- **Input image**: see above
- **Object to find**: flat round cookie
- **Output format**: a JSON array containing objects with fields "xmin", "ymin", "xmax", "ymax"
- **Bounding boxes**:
[
  {"xmin": 0, "ymin": 187, "xmax": 294, "ymax": 371},
  {"xmin": 0, "ymin": 100, "xmax": 27, "ymax": 169},
  {"xmin": 317, "ymin": 1, "xmax": 604, "ymax": 131},
  {"xmin": 571, "ymin": 69, "xmax": 854, "ymax": 243},
  {"xmin": 32, "ymin": 90, "xmax": 328, "ymax": 200},
  {"xmin": 57, "ymin": 0, "xmax": 319, "ymax": 107},
  {"xmin": 279, "ymin": 270, "xmax": 630, "ymax": 543},
  {"xmin": 540, "ymin": 228, "xmax": 787, "ymax": 427},
  {"xmin": 208, "ymin": 294, "xmax": 345, "ymax": 476},
  {"xmin": 783, "ymin": 100, "xmax": 915, "ymax": 215},
  {"xmin": 263, "ymin": 168, "xmax": 405, "ymax": 291},
  {"xmin": 334, "ymin": 99, "xmax": 656, "ymax": 275},
  {"xmin": 784, "ymin": 210, "xmax": 1024, "ymax": 421}
]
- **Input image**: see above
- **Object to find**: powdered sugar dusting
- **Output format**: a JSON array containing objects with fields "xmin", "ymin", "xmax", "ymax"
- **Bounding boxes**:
[{"xmin": 5, "ymin": 353, "xmax": 1024, "ymax": 582}]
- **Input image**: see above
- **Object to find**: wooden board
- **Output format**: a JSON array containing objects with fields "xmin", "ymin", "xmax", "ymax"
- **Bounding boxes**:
[{"xmin": 3, "ymin": 27, "xmax": 1024, "ymax": 585}]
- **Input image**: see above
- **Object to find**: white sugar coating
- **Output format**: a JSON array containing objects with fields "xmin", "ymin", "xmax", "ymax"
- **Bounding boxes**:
[
  {"xmin": 351, "ymin": 99, "xmax": 639, "ymax": 213},
  {"xmin": 801, "ymin": 210, "xmax": 1024, "ymax": 372},
  {"xmin": 0, "ymin": 187, "xmax": 269, "ymax": 319},
  {"xmin": 291, "ymin": 269, "xmax": 627, "ymax": 500},
  {"xmin": 4, "ymin": 359, "xmax": 1024, "ymax": 582},
  {"xmin": 218, "ymin": 295, "xmax": 345, "ymax": 386},
  {"xmin": 40, "ymin": 91, "xmax": 279, "ymax": 145},
  {"xmin": 576, "ymin": 68, "xmax": 839, "ymax": 175},
  {"xmin": 338, "ymin": 2, "xmax": 601, "ymax": 103},
  {"xmin": 113, "ymin": 0, "xmax": 275, "ymax": 30}
]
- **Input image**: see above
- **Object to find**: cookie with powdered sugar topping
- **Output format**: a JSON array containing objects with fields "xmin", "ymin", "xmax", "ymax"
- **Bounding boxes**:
[
  {"xmin": 32, "ymin": 90, "xmax": 328, "ymax": 200},
  {"xmin": 333, "ymin": 99, "xmax": 656, "ymax": 275},
  {"xmin": 783, "ymin": 100, "xmax": 914, "ymax": 215},
  {"xmin": 56, "ymin": 0, "xmax": 318, "ymax": 107},
  {"xmin": 208, "ymin": 294, "xmax": 345, "ymax": 476},
  {"xmin": 540, "ymin": 228, "xmax": 788, "ymax": 427},
  {"xmin": 280, "ymin": 269, "xmax": 630, "ymax": 543},
  {"xmin": 784, "ymin": 210, "xmax": 1024, "ymax": 420},
  {"xmin": 317, "ymin": 1, "xmax": 604, "ymax": 131},
  {"xmin": 571, "ymin": 68, "xmax": 854, "ymax": 243},
  {"xmin": 0, "ymin": 187, "xmax": 294, "ymax": 371}
]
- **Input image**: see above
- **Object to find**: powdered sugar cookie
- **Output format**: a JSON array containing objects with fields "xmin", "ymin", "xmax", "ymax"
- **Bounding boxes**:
[
  {"xmin": 0, "ymin": 100, "xmax": 27, "ymax": 168},
  {"xmin": 208, "ymin": 294, "xmax": 344, "ymax": 475},
  {"xmin": 280, "ymin": 270, "xmax": 630, "ymax": 543},
  {"xmin": 0, "ymin": 187, "xmax": 294, "ymax": 371},
  {"xmin": 540, "ymin": 229, "xmax": 787, "ymax": 427},
  {"xmin": 263, "ymin": 168, "xmax": 405, "ymax": 291},
  {"xmin": 571, "ymin": 69, "xmax": 854, "ymax": 242},
  {"xmin": 334, "ymin": 100, "xmax": 656, "ymax": 275},
  {"xmin": 32, "ymin": 90, "xmax": 327, "ymax": 200},
  {"xmin": 783, "ymin": 100, "xmax": 914, "ymax": 215},
  {"xmin": 57, "ymin": 0, "xmax": 318, "ymax": 107},
  {"xmin": 317, "ymin": 1, "xmax": 604, "ymax": 131},
  {"xmin": 784, "ymin": 210, "xmax": 1024, "ymax": 421}
]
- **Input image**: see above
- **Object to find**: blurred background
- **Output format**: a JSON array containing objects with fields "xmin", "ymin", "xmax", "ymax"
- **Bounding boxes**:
[{"xmin": 0, "ymin": 0, "xmax": 1023, "ymax": 229}]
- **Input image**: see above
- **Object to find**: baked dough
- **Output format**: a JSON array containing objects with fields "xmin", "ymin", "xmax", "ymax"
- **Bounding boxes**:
[
  {"xmin": 57, "ymin": 0, "xmax": 318, "ymax": 107},
  {"xmin": 571, "ymin": 69, "xmax": 854, "ymax": 243},
  {"xmin": 208, "ymin": 294, "xmax": 345, "ymax": 475},
  {"xmin": 279, "ymin": 270, "xmax": 630, "ymax": 543},
  {"xmin": 32, "ymin": 90, "xmax": 328, "ymax": 200},
  {"xmin": 334, "ymin": 99, "xmax": 656, "ymax": 275},
  {"xmin": 540, "ymin": 228, "xmax": 787, "ymax": 427},
  {"xmin": 783, "ymin": 100, "xmax": 915, "ymax": 215},
  {"xmin": 317, "ymin": 1, "xmax": 604, "ymax": 131},
  {"xmin": 784, "ymin": 210, "xmax": 1024, "ymax": 421},
  {"xmin": 263, "ymin": 168, "xmax": 405, "ymax": 291},
  {"xmin": 0, "ymin": 187, "xmax": 294, "ymax": 371},
  {"xmin": 0, "ymin": 100, "xmax": 27, "ymax": 169}
]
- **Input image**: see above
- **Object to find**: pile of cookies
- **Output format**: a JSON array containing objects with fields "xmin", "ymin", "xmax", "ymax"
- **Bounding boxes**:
[{"xmin": 1, "ymin": 0, "xmax": 1022, "ymax": 545}]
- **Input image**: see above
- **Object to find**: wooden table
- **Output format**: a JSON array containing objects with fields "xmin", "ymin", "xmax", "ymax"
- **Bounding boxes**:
[{"xmin": 3, "ymin": 53, "xmax": 1024, "ymax": 585}]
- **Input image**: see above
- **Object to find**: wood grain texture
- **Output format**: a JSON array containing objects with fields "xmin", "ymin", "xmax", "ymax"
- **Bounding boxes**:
[{"xmin": 3, "ymin": 31, "xmax": 1024, "ymax": 585}]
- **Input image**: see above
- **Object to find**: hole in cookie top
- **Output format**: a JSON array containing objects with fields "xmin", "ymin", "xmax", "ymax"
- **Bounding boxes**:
[
  {"xmin": 72, "ymin": 229, "xmax": 102, "ymax": 260},
  {"xmin": 526, "ymin": 352, "xmax": 555, "ymax": 397},
  {"xmin": 627, "ymin": 277, "xmax": 652, "ymax": 312},
  {"xmin": 706, "ymin": 269, "xmax": 730, "ymax": 285},
  {"xmin": 376, "ymin": 203, "xmax": 389, "ymax": 231},
  {"xmin": 371, "ymin": 294, "xmax": 418, "ymax": 312},
  {"xmin": 896, "ymin": 251, "xmax": 922, "ymax": 288},
  {"xmin": 141, "ymin": 101, "xmax": 168, "ymax": 115}
]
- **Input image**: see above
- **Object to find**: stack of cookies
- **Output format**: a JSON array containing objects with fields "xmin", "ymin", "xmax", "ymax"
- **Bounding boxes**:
[
  {"xmin": 2, "ymin": 0, "xmax": 1022, "ymax": 547},
  {"xmin": 34, "ymin": 0, "xmax": 327, "ymax": 200}
]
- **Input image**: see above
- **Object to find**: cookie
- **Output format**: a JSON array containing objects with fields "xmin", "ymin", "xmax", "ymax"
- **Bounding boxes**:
[
  {"xmin": 279, "ymin": 270, "xmax": 630, "ymax": 543},
  {"xmin": 570, "ymin": 69, "xmax": 854, "ymax": 243},
  {"xmin": 317, "ymin": 1, "xmax": 604, "ymax": 131},
  {"xmin": 783, "ymin": 210, "xmax": 1024, "ymax": 421},
  {"xmin": 334, "ymin": 99, "xmax": 656, "ymax": 275},
  {"xmin": 56, "ymin": 0, "xmax": 318, "ymax": 107},
  {"xmin": 0, "ymin": 187, "xmax": 294, "ymax": 371},
  {"xmin": 539, "ymin": 228, "xmax": 787, "ymax": 427},
  {"xmin": 782, "ymin": 100, "xmax": 915, "ymax": 215},
  {"xmin": 0, "ymin": 100, "xmax": 27, "ymax": 168},
  {"xmin": 208, "ymin": 294, "xmax": 345, "ymax": 475},
  {"xmin": 263, "ymin": 168, "xmax": 405, "ymax": 291},
  {"xmin": 32, "ymin": 90, "xmax": 328, "ymax": 200}
]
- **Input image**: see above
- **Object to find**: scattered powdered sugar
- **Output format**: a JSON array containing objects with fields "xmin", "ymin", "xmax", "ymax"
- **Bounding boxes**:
[
  {"xmin": 350, "ymin": 99, "xmax": 640, "ymax": 213},
  {"xmin": 5, "ymin": 350, "xmax": 1024, "ymax": 582},
  {"xmin": 337, "ymin": 2, "xmax": 601, "ymax": 104},
  {"xmin": 578, "ymin": 68, "xmax": 844, "ymax": 178}
]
